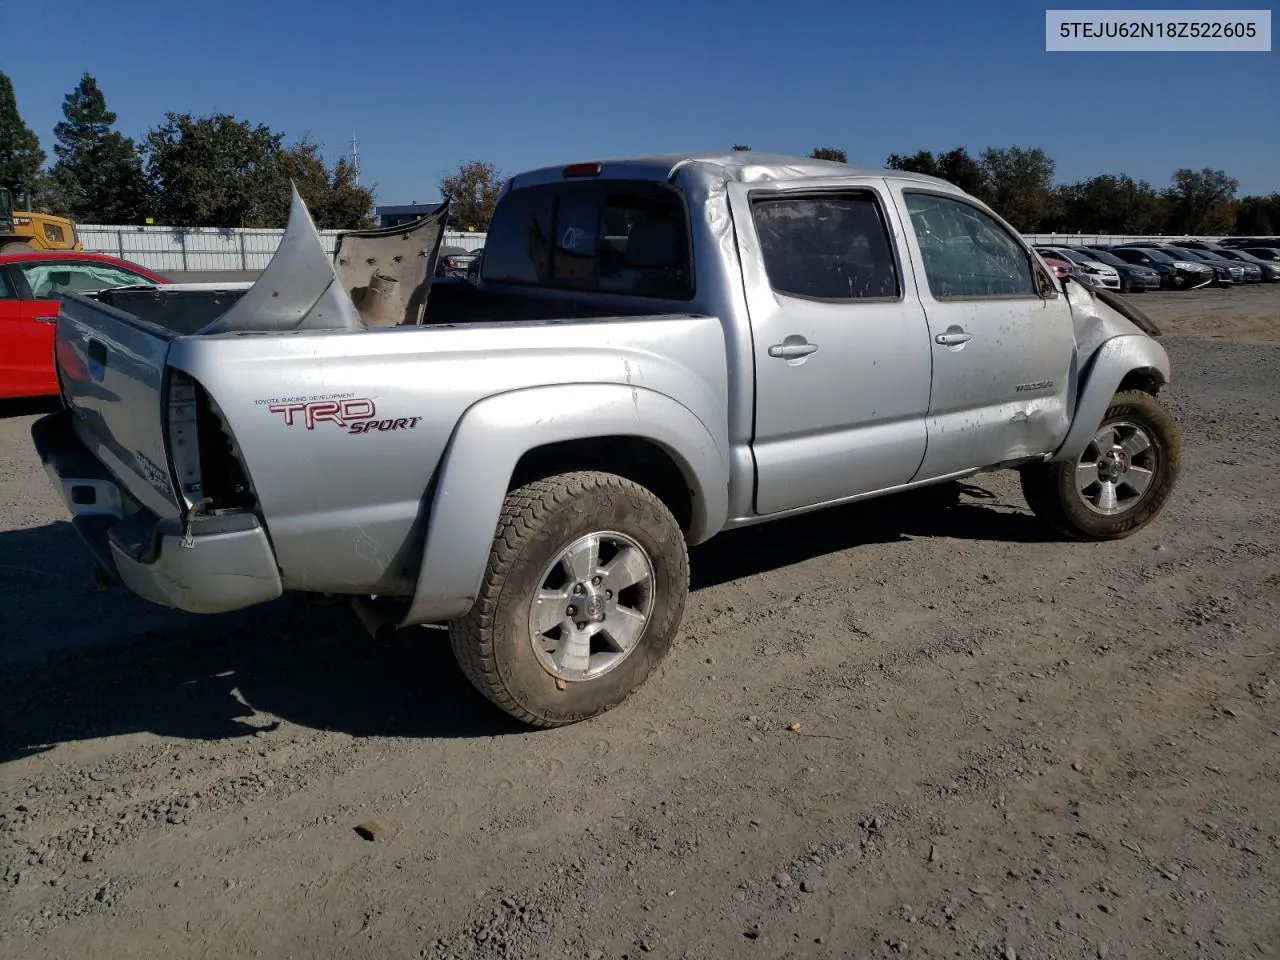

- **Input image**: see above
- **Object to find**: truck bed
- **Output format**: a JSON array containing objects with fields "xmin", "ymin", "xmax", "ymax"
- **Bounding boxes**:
[{"xmin": 421, "ymin": 281, "xmax": 671, "ymax": 325}]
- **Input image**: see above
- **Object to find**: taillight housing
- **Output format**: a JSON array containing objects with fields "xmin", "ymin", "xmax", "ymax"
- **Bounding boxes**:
[{"xmin": 166, "ymin": 371, "xmax": 257, "ymax": 514}]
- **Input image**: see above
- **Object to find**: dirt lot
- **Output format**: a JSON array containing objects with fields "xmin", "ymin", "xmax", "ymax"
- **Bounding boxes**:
[{"xmin": 2, "ymin": 286, "xmax": 1277, "ymax": 960}]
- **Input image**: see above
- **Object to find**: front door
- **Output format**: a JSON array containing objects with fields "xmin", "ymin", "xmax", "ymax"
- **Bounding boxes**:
[
  {"xmin": 0, "ymin": 266, "xmax": 58, "ymax": 399},
  {"xmin": 889, "ymin": 187, "xmax": 1076, "ymax": 481},
  {"xmin": 729, "ymin": 181, "xmax": 934, "ymax": 516}
]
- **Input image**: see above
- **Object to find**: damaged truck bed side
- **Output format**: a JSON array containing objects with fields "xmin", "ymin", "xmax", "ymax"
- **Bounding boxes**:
[{"xmin": 32, "ymin": 154, "xmax": 1181, "ymax": 728}]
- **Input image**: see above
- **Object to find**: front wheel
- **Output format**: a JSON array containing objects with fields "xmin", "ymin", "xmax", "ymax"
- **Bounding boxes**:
[
  {"xmin": 1, "ymin": 241, "xmax": 34, "ymax": 253},
  {"xmin": 1020, "ymin": 390, "xmax": 1181, "ymax": 541},
  {"xmin": 449, "ymin": 471, "xmax": 690, "ymax": 728}
]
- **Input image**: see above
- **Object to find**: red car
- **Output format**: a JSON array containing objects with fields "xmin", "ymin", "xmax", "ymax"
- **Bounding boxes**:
[
  {"xmin": 1041, "ymin": 256, "xmax": 1073, "ymax": 282},
  {"xmin": 0, "ymin": 251, "xmax": 166, "ymax": 400}
]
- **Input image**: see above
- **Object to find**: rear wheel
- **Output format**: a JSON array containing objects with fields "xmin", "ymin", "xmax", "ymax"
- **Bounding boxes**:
[
  {"xmin": 1020, "ymin": 390, "xmax": 1180, "ymax": 541},
  {"xmin": 449, "ymin": 470, "xmax": 690, "ymax": 728}
]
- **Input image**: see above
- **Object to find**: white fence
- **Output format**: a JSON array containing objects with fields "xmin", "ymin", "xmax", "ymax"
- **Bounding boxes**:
[
  {"xmin": 76, "ymin": 224, "xmax": 488, "ymax": 273},
  {"xmin": 77, "ymin": 222, "xmax": 1224, "ymax": 273}
]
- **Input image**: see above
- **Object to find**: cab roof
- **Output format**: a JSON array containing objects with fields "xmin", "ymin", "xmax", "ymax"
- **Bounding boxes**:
[{"xmin": 505, "ymin": 152, "xmax": 959, "ymax": 193}]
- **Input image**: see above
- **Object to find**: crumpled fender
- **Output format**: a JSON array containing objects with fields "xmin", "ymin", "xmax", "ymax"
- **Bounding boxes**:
[
  {"xmin": 1051, "ymin": 333, "xmax": 1171, "ymax": 463},
  {"xmin": 399, "ymin": 384, "xmax": 729, "ymax": 626}
]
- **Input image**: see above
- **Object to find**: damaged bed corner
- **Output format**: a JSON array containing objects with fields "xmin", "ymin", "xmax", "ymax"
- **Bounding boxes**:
[
  {"xmin": 168, "ymin": 186, "xmax": 454, "ymax": 336},
  {"xmin": 333, "ymin": 197, "xmax": 452, "ymax": 328}
]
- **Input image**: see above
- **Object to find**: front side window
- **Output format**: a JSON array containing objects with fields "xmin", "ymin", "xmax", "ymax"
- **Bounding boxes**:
[
  {"xmin": 20, "ymin": 261, "xmax": 155, "ymax": 298},
  {"xmin": 751, "ymin": 193, "xmax": 900, "ymax": 300},
  {"xmin": 904, "ymin": 192, "xmax": 1036, "ymax": 299}
]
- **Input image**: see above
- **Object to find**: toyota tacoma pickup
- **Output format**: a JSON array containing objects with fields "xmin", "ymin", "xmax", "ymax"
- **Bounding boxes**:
[{"xmin": 31, "ymin": 152, "xmax": 1181, "ymax": 728}]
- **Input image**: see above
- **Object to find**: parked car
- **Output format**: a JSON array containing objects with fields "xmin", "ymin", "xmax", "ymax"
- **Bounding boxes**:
[
  {"xmin": 1057, "ymin": 246, "xmax": 1161, "ymax": 292},
  {"xmin": 1165, "ymin": 246, "xmax": 1255, "ymax": 284},
  {"xmin": 437, "ymin": 244, "xmax": 481, "ymax": 279},
  {"xmin": 1207, "ymin": 247, "xmax": 1280, "ymax": 282},
  {"xmin": 1240, "ymin": 246, "xmax": 1280, "ymax": 264},
  {"xmin": 1034, "ymin": 245, "xmax": 1121, "ymax": 289},
  {"xmin": 31, "ymin": 154, "xmax": 1180, "ymax": 729},
  {"xmin": 1040, "ymin": 255, "xmax": 1073, "ymax": 282},
  {"xmin": 1116, "ymin": 244, "xmax": 1237, "ymax": 286},
  {"xmin": 1099, "ymin": 246, "xmax": 1213, "ymax": 290},
  {"xmin": 1217, "ymin": 236, "xmax": 1280, "ymax": 249},
  {"xmin": 1, "ymin": 250, "xmax": 167, "ymax": 399},
  {"xmin": 465, "ymin": 246, "xmax": 484, "ymax": 284},
  {"xmin": 1174, "ymin": 240, "xmax": 1266, "ymax": 280}
]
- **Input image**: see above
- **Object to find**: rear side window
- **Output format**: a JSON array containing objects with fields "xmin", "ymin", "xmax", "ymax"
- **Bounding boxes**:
[
  {"xmin": 482, "ymin": 182, "xmax": 692, "ymax": 299},
  {"xmin": 751, "ymin": 193, "xmax": 900, "ymax": 300},
  {"xmin": 0, "ymin": 267, "xmax": 15, "ymax": 299}
]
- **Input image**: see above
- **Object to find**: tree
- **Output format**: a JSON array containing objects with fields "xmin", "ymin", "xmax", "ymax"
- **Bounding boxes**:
[
  {"xmin": 979, "ymin": 146, "xmax": 1055, "ymax": 231},
  {"xmin": 731, "ymin": 144, "xmax": 751, "ymax": 151},
  {"xmin": 0, "ymin": 70, "xmax": 46, "ymax": 196},
  {"xmin": 886, "ymin": 149, "xmax": 939, "ymax": 176},
  {"xmin": 1234, "ymin": 193, "xmax": 1280, "ymax": 235},
  {"xmin": 809, "ymin": 146, "xmax": 847, "ymax": 163},
  {"xmin": 45, "ymin": 73, "xmax": 151, "ymax": 223},
  {"xmin": 144, "ymin": 112, "xmax": 287, "ymax": 227},
  {"xmin": 274, "ymin": 137, "xmax": 374, "ymax": 229},
  {"xmin": 886, "ymin": 147, "xmax": 987, "ymax": 199},
  {"xmin": 1049, "ymin": 174, "xmax": 1165, "ymax": 234},
  {"xmin": 438, "ymin": 160, "xmax": 503, "ymax": 230},
  {"xmin": 1164, "ymin": 167, "xmax": 1238, "ymax": 235},
  {"xmin": 936, "ymin": 147, "xmax": 988, "ymax": 200}
]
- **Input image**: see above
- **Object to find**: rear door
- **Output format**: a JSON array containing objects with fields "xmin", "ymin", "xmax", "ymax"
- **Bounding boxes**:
[
  {"xmin": 728, "ymin": 180, "xmax": 933, "ymax": 515},
  {"xmin": 889, "ymin": 186, "xmax": 1075, "ymax": 480}
]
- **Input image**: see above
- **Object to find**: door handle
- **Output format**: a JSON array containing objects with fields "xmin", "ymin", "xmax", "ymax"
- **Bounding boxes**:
[
  {"xmin": 768, "ymin": 337, "xmax": 819, "ymax": 360},
  {"xmin": 934, "ymin": 330, "xmax": 972, "ymax": 346},
  {"xmin": 33, "ymin": 315, "xmax": 57, "ymax": 324}
]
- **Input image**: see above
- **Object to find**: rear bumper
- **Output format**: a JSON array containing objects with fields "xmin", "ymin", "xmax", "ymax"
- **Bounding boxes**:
[{"xmin": 31, "ymin": 411, "xmax": 283, "ymax": 615}]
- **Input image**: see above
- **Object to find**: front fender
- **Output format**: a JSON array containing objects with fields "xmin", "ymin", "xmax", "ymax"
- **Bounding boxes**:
[
  {"xmin": 399, "ymin": 383, "xmax": 729, "ymax": 626},
  {"xmin": 1052, "ymin": 334, "xmax": 1171, "ymax": 463}
]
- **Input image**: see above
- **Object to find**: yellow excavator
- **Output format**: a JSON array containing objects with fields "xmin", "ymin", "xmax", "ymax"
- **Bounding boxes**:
[{"xmin": 0, "ymin": 186, "xmax": 83, "ymax": 252}]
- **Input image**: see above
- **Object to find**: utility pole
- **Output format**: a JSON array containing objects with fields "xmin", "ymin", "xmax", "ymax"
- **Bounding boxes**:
[{"xmin": 351, "ymin": 135, "xmax": 360, "ymax": 186}]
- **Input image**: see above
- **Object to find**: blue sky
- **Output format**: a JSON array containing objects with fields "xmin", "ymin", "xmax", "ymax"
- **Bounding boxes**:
[{"xmin": 3, "ymin": 0, "xmax": 1276, "ymax": 204}]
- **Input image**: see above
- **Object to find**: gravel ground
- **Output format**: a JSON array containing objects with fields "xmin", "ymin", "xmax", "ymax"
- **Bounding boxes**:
[{"xmin": 1, "ymin": 287, "xmax": 1277, "ymax": 960}]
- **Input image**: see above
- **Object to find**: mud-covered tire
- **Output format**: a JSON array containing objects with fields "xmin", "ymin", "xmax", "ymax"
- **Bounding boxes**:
[
  {"xmin": 449, "ymin": 471, "xmax": 689, "ymax": 728},
  {"xmin": 1, "ymin": 241, "xmax": 34, "ymax": 253},
  {"xmin": 1020, "ymin": 389, "xmax": 1181, "ymax": 541}
]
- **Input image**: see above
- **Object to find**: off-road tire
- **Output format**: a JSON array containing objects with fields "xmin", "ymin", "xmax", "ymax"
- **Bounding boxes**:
[
  {"xmin": 1, "ymin": 241, "xmax": 34, "ymax": 253},
  {"xmin": 449, "ymin": 471, "xmax": 690, "ymax": 728},
  {"xmin": 1020, "ymin": 389, "xmax": 1181, "ymax": 541}
]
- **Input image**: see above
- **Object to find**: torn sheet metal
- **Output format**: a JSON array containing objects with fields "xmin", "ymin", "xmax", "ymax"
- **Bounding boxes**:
[
  {"xmin": 333, "ymin": 199, "xmax": 452, "ymax": 327},
  {"xmin": 200, "ymin": 185, "xmax": 362, "ymax": 335}
]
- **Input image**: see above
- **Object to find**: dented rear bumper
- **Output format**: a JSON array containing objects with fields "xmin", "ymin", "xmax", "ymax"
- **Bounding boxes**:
[{"xmin": 31, "ymin": 411, "xmax": 283, "ymax": 615}]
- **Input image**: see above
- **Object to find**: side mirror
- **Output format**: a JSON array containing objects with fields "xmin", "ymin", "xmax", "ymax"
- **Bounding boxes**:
[{"xmin": 1035, "ymin": 267, "xmax": 1060, "ymax": 298}]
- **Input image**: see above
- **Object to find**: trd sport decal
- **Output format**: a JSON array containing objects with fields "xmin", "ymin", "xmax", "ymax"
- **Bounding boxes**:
[{"xmin": 265, "ymin": 398, "xmax": 421, "ymax": 435}]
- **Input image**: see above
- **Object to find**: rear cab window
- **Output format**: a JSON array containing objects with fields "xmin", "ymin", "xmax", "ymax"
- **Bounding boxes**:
[{"xmin": 481, "ymin": 181, "xmax": 693, "ymax": 299}]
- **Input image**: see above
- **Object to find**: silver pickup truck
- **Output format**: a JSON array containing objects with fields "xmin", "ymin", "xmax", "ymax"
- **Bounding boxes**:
[{"xmin": 31, "ymin": 152, "xmax": 1180, "ymax": 728}]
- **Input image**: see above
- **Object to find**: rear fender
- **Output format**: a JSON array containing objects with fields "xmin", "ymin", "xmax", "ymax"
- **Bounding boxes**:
[
  {"xmin": 1051, "ymin": 333, "xmax": 1171, "ymax": 463},
  {"xmin": 399, "ymin": 384, "xmax": 729, "ymax": 626}
]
